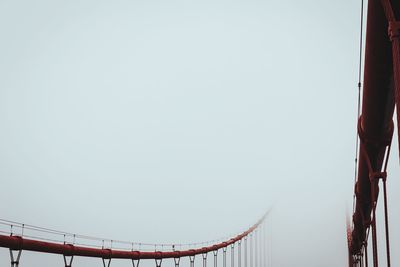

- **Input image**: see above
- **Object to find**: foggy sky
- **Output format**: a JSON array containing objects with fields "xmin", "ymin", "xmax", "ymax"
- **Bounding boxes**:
[{"xmin": 1, "ymin": 0, "xmax": 399, "ymax": 266}]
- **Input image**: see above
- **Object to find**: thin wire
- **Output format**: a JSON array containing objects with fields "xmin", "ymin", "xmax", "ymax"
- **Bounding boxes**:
[{"xmin": 353, "ymin": 0, "xmax": 365, "ymax": 216}]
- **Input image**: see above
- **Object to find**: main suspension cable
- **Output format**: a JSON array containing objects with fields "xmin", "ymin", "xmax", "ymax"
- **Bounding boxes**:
[{"xmin": 0, "ymin": 218, "xmax": 252, "ymax": 251}]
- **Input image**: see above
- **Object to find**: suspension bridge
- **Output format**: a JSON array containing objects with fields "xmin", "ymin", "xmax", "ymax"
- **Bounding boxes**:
[
  {"xmin": 0, "ymin": 213, "xmax": 269, "ymax": 267},
  {"xmin": 1, "ymin": 0, "xmax": 400, "ymax": 266}
]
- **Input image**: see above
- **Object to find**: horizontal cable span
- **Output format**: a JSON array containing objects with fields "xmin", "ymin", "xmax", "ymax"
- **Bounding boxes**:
[
  {"xmin": 0, "ymin": 219, "xmax": 242, "ymax": 249},
  {"xmin": 0, "ymin": 212, "xmax": 269, "ymax": 259}
]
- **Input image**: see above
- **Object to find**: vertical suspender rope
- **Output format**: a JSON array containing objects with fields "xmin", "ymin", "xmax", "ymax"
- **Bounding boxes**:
[
  {"xmin": 259, "ymin": 224, "xmax": 264, "ymax": 267},
  {"xmin": 255, "ymin": 230, "xmax": 258, "ymax": 267},
  {"xmin": 262, "ymin": 223, "xmax": 266, "ymax": 267},
  {"xmin": 238, "ymin": 240, "xmax": 241, "ymax": 267},
  {"xmin": 132, "ymin": 259, "xmax": 140, "ymax": 267},
  {"xmin": 231, "ymin": 244, "xmax": 235, "ymax": 267},
  {"xmin": 190, "ymin": 255, "xmax": 195, "ymax": 267},
  {"xmin": 378, "ymin": 143, "xmax": 392, "ymax": 267},
  {"xmin": 362, "ymin": 142, "xmax": 392, "ymax": 267},
  {"xmin": 260, "ymin": 225, "xmax": 263, "ymax": 267},
  {"xmin": 203, "ymin": 253, "xmax": 208, "ymax": 267},
  {"xmin": 382, "ymin": 173, "xmax": 390, "ymax": 266},
  {"xmin": 63, "ymin": 255, "xmax": 74, "ymax": 267},
  {"xmin": 258, "ymin": 229, "xmax": 260, "ymax": 267},
  {"xmin": 9, "ymin": 249, "xmax": 22, "ymax": 267},
  {"xmin": 351, "ymin": 0, "xmax": 364, "ymax": 262},
  {"xmin": 261, "ymin": 223, "xmax": 264, "ymax": 267},
  {"xmin": 353, "ymin": 0, "xmax": 364, "ymax": 217},
  {"xmin": 371, "ymin": 190, "xmax": 378, "ymax": 267},
  {"xmin": 381, "ymin": 144, "xmax": 391, "ymax": 267},
  {"xmin": 361, "ymin": 252, "xmax": 364, "ymax": 267},
  {"xmin": 102, "ymin": 258, "xmax": 111, "ymax": 267},
  {"xmin": 155, "ymin": 258, "xmax": 162, "ymax": 267},
  {"xmin": 174, "ymin": 257, "xmax": 180, "ymax": 267},
  {"xmin": 213, "ymin": 250, "xmax": 218, "ymax": 267},
  {"xmin": 377, "ymin": 0, "xmax": 400, "ymax": 263},
  {"xmin": 361, "ymin": 147, "xmax": 379, "ymax": 267},
  {"xmin": 269, "ymin": 223, "xmax": 272, "ymax": 267},
  {"xmin": 244, "ymin": 237, "xmax": 247, "ymax": 267},
  {"xmin": 223, "ymin": 247, "xmax": 227, "ymax": 267},
  {"xmin": 250, "ymin": 234, "xmax": 253, "ymax": 267},
  {"xmin": 260, "ymin": 227, "xmax": 263, "ymax": 267}
]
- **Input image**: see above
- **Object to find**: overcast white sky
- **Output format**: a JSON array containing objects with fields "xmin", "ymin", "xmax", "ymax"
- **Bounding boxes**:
[{"xmin": 1, "ymin": 0, "xmax": 400, "ymax": 266}]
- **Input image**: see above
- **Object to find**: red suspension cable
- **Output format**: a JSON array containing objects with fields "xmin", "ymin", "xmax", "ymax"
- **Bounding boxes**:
[{"xmin": 0, "ymin": 213, "xmax": 269, "ymax": 261}]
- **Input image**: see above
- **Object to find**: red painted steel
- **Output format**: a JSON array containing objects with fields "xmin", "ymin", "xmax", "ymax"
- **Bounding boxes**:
[
  {"xmin": 0, "ymin": 215, "xmax": 267, "ymax": 260},
  {"xmin": 350, "ymin": 0, "xmax": 400, "ymax": 257}
]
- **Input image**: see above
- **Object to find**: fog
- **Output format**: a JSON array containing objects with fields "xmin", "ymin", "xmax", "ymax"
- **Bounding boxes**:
[{"xmin": 1, "ymin": 0, "xmax": 399, "ymax": 266}]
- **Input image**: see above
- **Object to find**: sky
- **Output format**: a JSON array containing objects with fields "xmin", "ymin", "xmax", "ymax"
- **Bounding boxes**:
[{"xmin": 1, "ymin": 0, "xmax": 399, "ymax": 266}]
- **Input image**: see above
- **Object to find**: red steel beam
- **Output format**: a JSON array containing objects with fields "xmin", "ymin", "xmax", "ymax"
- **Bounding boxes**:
[
  {"xmin": 0, "ymin": 214, "xmax": 267, "ymax": 259},
  {"xmin": 350, "ymin": 0, "xmax": 400, "ymax": 255}
]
